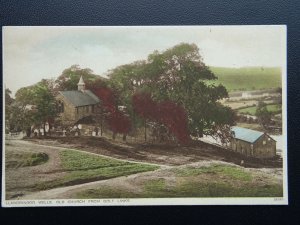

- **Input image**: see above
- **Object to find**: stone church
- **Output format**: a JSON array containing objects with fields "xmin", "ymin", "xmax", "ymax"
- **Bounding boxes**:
[{"xmin": 56, "ymin": 76, "xmax": 100, "ymax": 126}]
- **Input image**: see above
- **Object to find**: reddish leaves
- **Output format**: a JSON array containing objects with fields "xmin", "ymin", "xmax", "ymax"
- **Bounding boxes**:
[
  {"xmin": 107, "ymin": 111, "xmax": 131, "ymax": 134},
  {"xmin": 93, "ymin": 88, "xmax": 189, "ymax": 143},
  {"xmin": 157, "ymin": 100, "xmax": 190, "ymax": 145},
  {"xmin": 93, "ymin": 87, "xmax": 131, "ymax": 135},
  {"xmin": 92, "ymin": 87, "xmax": 116, "ymax": 112},
  {"xmin": 132, "ymin": 93, "xmax": 157, "ymax": 119},
  {"xmin": 132, "ymin": 93, "xmax": 190, "ymax": 144}
]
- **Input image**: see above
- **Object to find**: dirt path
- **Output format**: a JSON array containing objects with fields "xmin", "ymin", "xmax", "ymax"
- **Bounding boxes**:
[
  {"xmin": 18, "ymin": 169, "xmax": 164, "ymax": 199},
  {"xmin": 18, "ymin": 160, "xmax": 226, "ymax": 200}
]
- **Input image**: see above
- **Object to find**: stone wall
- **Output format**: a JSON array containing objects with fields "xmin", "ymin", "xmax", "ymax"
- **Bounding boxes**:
[
  {"xmin": 74, "ymin": 105, "xmax": 95, "ymax": 122},
  {"xmin": 230, "ymin": 139, "xmax": 252, "ymax": 157},
  {"xmin": 56, "ymin": 95, "xmax": 76, "ymax": 125},
  {"xmin": 253, "ymin": 134, "xmax": 276, "ymax": 158},
  {"xmin": 230, "ymin": 134, "xmax": 276, "ymax": 158}
]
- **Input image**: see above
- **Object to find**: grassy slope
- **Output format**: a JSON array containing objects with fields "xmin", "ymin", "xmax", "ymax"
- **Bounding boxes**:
[
  {"xmin": 209, "ymin": 67, "xmax": 282, "ymax": 92},
  {"xmin": 76, "ymin": 164, "xmax": 282, "ymax": 198},
  {"xmin": 36, "ymin": 150, "xmax": 159, "ymax": 190}
]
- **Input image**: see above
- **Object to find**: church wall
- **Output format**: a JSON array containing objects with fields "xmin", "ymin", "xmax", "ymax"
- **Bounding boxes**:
[
  {"xmin": 56, "ymin": 94, "xmax": 76, "ymax": 125},
  {"xmin": 74, "ymin": 105, "xmax": 95, "ymax": 122}
]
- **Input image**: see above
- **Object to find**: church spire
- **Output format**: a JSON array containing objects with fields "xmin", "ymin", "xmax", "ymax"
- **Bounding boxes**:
[{"xmin": 77, "ymin": 76, "xmax": 85, "ymax": 92}]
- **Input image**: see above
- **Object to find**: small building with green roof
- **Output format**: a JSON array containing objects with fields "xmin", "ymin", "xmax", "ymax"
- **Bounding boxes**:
[{"xmin": 230, "ymin": 126, "xmax": 276, "ymax": 158}]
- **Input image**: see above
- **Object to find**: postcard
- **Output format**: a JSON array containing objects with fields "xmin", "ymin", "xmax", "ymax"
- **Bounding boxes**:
[{"xmin": 2, "ymin": 25, "xmax": 287, "ymax": 206}]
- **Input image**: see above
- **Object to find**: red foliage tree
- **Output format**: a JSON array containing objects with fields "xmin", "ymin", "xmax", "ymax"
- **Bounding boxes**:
[
  {"xmin": 92, "ymin": 87, "xmax": 131, "ymax": 139},
  {"xmin": 92, "ymin": 87, "xmax": 116, "ymax": 113},
  {"xmin": 132, "ymin": 92, "xmax": 190, "ymax": 144},
  {"xmin": 156, "ymin": 100, "xmax": 190, "ymax": 145},
  {"xmin": 107, "ymin": 111, "xmax": 131, "ymax": 138},
  {"xmin": 132, "ymin": 93, "xmax": 157, "ymax": 119}
]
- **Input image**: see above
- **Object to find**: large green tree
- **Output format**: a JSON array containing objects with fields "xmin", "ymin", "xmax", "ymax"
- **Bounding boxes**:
[
  {"xmin": 5, "ymin": 88, "xmax": 15, "ymax": 133},
  {"xmin": 14, "ymin": 81, "xmax": 58, "ymax": 135},
  {"xmin": 108, "ymin": 43, "xmax": 235, "ymax": 141},
  {"xmin": 55, "ymin": 64, "xmax": 107, "ymax": 91}
]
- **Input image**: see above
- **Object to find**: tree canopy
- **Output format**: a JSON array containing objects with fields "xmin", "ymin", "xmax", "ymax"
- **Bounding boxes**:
[
  {"xmin": 108, "ymin": 43, "xmax": 235, "ymax": 142},
  {"xmin": 12, "ymin": 81, "xmax": 58, "ymax": 134},
  {"xmin": 6, "ymin": 43, "xmax": 236, "ymax": 143},
  {"xmin": 55, "ymin": 64, "xmax": 107, "ymax": 91}
]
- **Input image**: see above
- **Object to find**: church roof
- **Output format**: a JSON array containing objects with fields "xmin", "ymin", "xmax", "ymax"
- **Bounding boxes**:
[{"xmin": 59, "ymin": 90, "xmax": 100, "ymax": 107}]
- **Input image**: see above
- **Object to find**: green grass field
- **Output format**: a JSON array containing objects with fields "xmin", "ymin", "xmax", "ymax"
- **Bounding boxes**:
[
  {"xmin": 36, "ymin": 150, "xmax": 159, "ymax": 190},
  {"xmin": 209, "ymin": 67, "xmax": 282, "ymax": 92},
  {"xmin": 76, "ymin": 164, "xmax": 282, "ymax": 198},
  {"xmin": 238, "ymin": 104, "xmax": 282, "ymax": 115},
  {"xmin": 5, "ymin": 151, "xmax": 48, "ymax": 168}
]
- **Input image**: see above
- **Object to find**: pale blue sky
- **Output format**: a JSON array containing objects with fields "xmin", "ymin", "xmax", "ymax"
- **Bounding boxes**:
[{"xmin": 3, "ymin": 26, "xmax": 286, "ymax": 96}]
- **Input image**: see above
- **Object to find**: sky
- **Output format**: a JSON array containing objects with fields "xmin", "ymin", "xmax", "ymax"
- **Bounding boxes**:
[{"xmin": 3, "ymin": 26, "xmax": 286, "ymax": 96}]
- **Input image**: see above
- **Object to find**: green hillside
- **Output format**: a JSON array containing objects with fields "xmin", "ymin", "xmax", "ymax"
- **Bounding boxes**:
[{"xmin": 209, "ymin": 67, "xmax": 282, "ymax": 92}]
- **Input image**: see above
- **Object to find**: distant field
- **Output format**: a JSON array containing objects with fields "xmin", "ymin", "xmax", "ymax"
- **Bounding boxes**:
[
  {"xmin": 209, "ymin": 67, "xmax": 282, "ymax": 92},
  {"xmin": 238, "ymin": 104, "xmax": 282, "ymax": 115}
]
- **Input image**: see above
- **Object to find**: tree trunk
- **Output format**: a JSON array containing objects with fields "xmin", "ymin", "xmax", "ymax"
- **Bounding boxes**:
[
  {"xmin": 198, "ymin": 131, "xmax": 203, "ymax": 138},
  {"xmin": 26, "ymin": 127, "xmax": 31, "ymax": 137},
  {"xmin": 100, "ymin": 109, "xmax": 103, "ymax": 136},
  {"xmin": 112, "ymin": 132, "xmax": 116, "ymax": 140},
  {"xmin": 122, "ymin": 134, "xmax": 126, "ymax": 141},
  {"xmin": 43, "ymin": 122, "xmax": 46, "ymax": 137},
  {"xmin": 144, "ymin": 120, "xmax": 147, "ymax": 142},
  {"xmin": 100, "ymin": 119, "xmax": 103, "ymax": 136}
]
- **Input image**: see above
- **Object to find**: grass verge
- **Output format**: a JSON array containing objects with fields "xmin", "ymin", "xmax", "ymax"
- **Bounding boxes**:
[
  {"xmin": 174, "ymin": 164, "xmax": 252, "ymax": 181},
  {"xmin": 75, "ymin": 164, "xmax": 282, "ymax": 198}
]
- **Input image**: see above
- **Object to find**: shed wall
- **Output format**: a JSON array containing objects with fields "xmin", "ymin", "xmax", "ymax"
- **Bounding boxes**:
[
  {"xmin": 230, "ymin": 134, "xmax": 276, "ymax": 158},
  {"xmin": 253, "ymin": 134, "xmax": 276, "ymax": 158}
]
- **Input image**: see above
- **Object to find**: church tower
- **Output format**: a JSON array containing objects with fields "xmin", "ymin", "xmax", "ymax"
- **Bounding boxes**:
[{"xmin": 77, "ymin": 76, "xmax": 85, "ymax": 92}]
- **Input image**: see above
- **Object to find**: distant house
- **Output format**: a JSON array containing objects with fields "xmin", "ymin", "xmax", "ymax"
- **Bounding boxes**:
[
  {"xmin": 56, "ymin": 76, "xmax": 100, "ymax": 126},
  {"xmin": 230, "ymin": 126, "xmax": 276, "ymax": 158}
]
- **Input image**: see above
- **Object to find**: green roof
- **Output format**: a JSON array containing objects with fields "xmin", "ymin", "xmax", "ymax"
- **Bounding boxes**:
[
  {"xmin": 231, "ymin": 126, "xmax": 265, "ymax": 143},
  {"xmin": 59, "ymin": 90, "xmax": 100, "ymax": 107}
]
